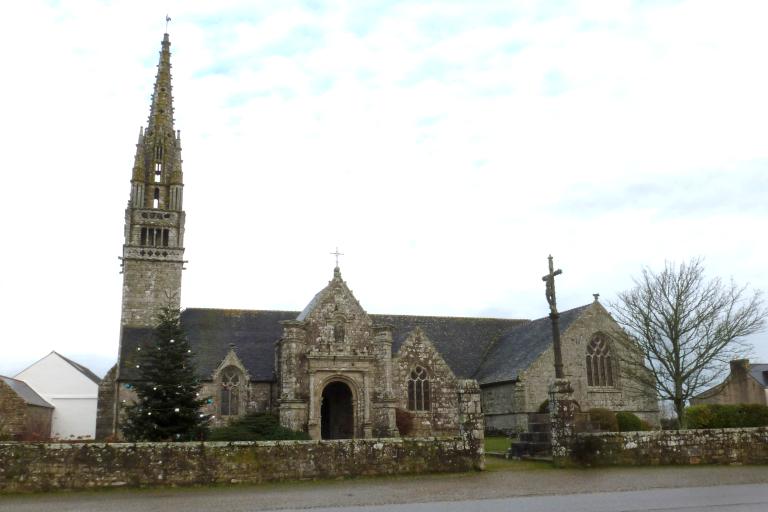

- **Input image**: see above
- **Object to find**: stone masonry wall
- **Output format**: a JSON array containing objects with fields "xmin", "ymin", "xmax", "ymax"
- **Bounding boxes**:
[
  {"xmin": 570, "ymin": 427, "xmax": 768, "ymax": 466},
  {"xmin": 0, "ymin": 437, "xmax": 482, "ymax": 493},
  {"xmin": 0, "ymin": 381, "xmax": 26, "ymax": 439},
  {"xmin": 395, "ymin": 329, "xmax": 460, "ymax": 436},
  {"xmin": 515, "ymin": 303, "xmax": 659, "ymax": 427}
]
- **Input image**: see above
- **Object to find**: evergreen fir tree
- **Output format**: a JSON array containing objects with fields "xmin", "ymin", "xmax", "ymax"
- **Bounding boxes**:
[{"xmin": 121, "ymin": 303, "xmax": 209, "ymax": 441}]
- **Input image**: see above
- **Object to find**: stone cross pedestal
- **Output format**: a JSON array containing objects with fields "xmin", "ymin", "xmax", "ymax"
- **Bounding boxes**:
[
  {"xmin": 548, "ymin": 378, "xmax": 576, "ymax": 467},
  {"xmin": 458, "ymin": 379, "xmax": 485, "ymax": 470}
]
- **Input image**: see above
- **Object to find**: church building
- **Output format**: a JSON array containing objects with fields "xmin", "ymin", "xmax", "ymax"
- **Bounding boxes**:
[{"xmin": 96, "ymin": 34, "xmax": 658, "ymax": 440}]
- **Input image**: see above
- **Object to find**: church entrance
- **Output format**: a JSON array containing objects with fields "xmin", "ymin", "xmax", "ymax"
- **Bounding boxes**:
[{"xmin": 320, "ymin": 381, "xmax": 354, "ymax": 439}]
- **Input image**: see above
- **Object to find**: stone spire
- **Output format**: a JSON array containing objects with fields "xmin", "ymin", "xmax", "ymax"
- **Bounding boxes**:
[
  {"xmin": 147, "ymin": 33, "xmax": 175, "ymax": 137},
  {"xmin": 129, "ymin": 32, "xmax": 183, "ymax": 210},
  {"xmin": 120, "ymin": 33, "xmax": 186, "ymax": 328}
]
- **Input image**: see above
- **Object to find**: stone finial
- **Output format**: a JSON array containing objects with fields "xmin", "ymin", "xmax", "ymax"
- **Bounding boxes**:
[{"xmin": 593, "ymin": 293, "xmax": 600, "ymax": 302}]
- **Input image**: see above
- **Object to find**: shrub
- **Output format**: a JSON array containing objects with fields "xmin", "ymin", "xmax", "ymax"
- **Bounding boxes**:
[
  {"xmin": 685, "ymin": 404, "xmax": 768, "ymax": 429},
  {"xmin": 207, "ymin": 413, "xmax": 310, "ymax": 441},
  {"xmin": 395, "ymin": 408, "xmax": 414, "ymax": 437},
  {"xmin": 616, "ymin": 411, "xmax": 643, "ymax": 432},
  {"xmin": 588, "ymin": 408, "xmax": 618, "ymax": 432}
]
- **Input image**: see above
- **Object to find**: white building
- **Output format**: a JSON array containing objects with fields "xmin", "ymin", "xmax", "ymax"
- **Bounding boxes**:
[{"xmin": 15, "ymin": 352, "xmax": 101, "ymax": 439}]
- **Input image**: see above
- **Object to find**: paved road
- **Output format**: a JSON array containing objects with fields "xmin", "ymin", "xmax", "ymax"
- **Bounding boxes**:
[{"xmin": 1, "ymin": 465, "xmax": 767, "ymax": 512}]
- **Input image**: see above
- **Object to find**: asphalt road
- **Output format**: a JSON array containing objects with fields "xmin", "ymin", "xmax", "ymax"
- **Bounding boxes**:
[{"xmin": 1, "ymin": 464, "xmax": 767, "ymax": 512}]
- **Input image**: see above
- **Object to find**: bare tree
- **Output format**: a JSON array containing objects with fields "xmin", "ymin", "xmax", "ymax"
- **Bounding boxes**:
[{"xmin": 611, "ymin": 258, "xmax": 766, "ymax": 424}]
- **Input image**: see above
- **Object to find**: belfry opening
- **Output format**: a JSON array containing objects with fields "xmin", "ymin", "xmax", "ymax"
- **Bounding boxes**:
[{"xmin": 320, "ymin": 381, "xmax": 354, "ymax": 439}]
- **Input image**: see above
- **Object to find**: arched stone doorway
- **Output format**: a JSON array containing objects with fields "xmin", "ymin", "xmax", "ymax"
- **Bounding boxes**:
[{"xmin": 321, "ymin": 381, "xmax": 354, "ymax": 439}]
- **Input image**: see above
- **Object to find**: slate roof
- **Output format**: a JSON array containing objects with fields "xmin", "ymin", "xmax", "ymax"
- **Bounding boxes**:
[
  {"xmin": 373, "ymin": 314, "xmax": 526, "ymax": 379},
  {"xmin": 473, "ymin": 305, "xmax": 591, "ymax": 385},
  {"xmin": 119, "ymin": 309, "xmax": 298, "ymax": 382},
  {"xmin": 0, "ymin": 375, "xmax": 53, "ymax": 408},
  {"xmin": 749, "ymin": 364, "xmax": 768, "ymax": 388},
  {"xmin": 118, "ymin": 306, "xmax": 591, "ymax": 384},
  {"xmin": 54, "ymin": 352, "xmax": 102, "ymax": 385}
]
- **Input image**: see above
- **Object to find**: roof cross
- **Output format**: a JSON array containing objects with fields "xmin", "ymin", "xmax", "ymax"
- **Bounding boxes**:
[{"xmin": 331, "ymin": 247, "xmax": 344, "ymax": 268}]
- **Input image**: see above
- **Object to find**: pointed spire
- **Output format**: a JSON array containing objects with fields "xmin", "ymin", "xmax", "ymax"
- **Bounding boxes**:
[{"xmin": 147, "ymin": 33, "xmax": 174, "ymax": 136}]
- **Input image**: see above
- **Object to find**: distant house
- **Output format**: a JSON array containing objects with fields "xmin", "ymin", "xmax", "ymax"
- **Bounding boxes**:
[
  {"xmin": 15, "ymin": 352, "xmax": 101, "ymax": 439},
  {"xmin": 0, "ymin": 375, "xmax": 53, "ymax": 440},
  {"xmin": 691, "ymin": 359, "xmax": 768, "ymax": 406}
]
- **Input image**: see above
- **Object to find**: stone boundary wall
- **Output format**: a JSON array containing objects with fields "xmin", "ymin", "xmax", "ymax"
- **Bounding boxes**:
[
  {"xmin": 0, "ymin": 437, "xmax": 482, "ymax": 493},
  {"xmin": 571, "ymin": 427, "xmax": 768, "ymax": 466}
]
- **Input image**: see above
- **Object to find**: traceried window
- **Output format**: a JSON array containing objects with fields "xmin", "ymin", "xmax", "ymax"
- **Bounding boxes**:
[
  {"xmin": 407, "ymin": 366, "xmax": 431, "ymax": 411},
  {"xmin": 220, "ymin": 366, "xmax": 242, "ymax": 416},
  {"xmin": 586, "ymin": 333, "xmax": 614, "ymax": 387}
]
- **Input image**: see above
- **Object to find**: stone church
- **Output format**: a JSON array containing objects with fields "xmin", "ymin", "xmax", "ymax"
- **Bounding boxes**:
[{"xmin": 96, "ymin": 34, "xmax": 658, "ymax": 440}]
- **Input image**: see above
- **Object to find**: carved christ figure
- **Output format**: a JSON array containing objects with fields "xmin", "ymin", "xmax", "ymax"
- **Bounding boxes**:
[{"xmin": 542, "ymin": 255, "xmax": 562, "ymax": 316}]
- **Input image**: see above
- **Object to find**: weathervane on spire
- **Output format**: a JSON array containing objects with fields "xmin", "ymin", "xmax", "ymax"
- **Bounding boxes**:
[
  {"xmin": 331, "ymin": 247, "xmax": 344, "ymax": 268},
  {"xmin": 165, "ymin": 15, "xmax": 171, "ymax": 33}
]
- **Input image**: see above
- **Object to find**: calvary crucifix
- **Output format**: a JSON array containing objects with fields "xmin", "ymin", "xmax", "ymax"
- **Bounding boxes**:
[{"xmin": 542, "ymin": 255, "xmax": 565, "ymax": 379}]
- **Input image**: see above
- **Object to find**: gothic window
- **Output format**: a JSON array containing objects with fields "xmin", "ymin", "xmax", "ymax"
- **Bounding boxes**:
[
  {"xmin": 586, "ymin": 333, "xmax": 614, "ymax": 387},
  {"xmin": 407, "ymin": 366, "xmax": 431, "ymax": 411},
  {"xmin": 153, "ymin": 187, "xmax": 160, "ymax": 209},
  {"xmin": 220, "ymin": 366, "xmax": 242, "ymax": 416},
  {"xmin": 154, "ymin": 162, "xmax": 162, "ymax": 183}
]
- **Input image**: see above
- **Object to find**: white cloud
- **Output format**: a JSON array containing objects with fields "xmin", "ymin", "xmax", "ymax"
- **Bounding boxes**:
[{"xmin": 0, "ymin": 0, "xmax": 766, "ymax": 377}]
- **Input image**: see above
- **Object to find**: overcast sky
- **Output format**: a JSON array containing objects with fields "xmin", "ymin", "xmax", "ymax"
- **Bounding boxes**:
[{"xmin": 1, "ymin": 0, "xmax": 766, "ymax": 378}]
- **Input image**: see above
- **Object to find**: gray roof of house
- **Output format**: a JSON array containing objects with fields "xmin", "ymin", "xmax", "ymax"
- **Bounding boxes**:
[
  {"xmin": 749, "ymin": 364, "xmax": 768, "ymax": 388},
  {"xmin": 118, "ymin": 306, "xmax": 590, "ymax": 384},
  {"xmin": 0, "ymin": 375, "xmax": 53, "ymax": 408},
  {"xmin": 474, "ymin": 305, "xmax": 591, "ymax": 385},
  {"xmin": 54, "ymin": 352, "xmax": 102, "ymax": 384}
]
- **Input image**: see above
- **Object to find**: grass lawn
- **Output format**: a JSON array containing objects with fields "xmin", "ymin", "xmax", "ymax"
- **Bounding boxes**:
[{"xmin": 484, "ymin": 436, "xmax": 510, "ymax": 453}]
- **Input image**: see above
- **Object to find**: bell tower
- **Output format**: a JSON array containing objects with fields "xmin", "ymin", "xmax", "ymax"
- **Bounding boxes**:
[{"xmin": 120, "ymin": 32, "xmax": 185, "ymax": 327}]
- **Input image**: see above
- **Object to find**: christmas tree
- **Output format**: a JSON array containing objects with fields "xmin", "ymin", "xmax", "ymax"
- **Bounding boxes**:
[{"xmin": 121, "ymin": 303, "xmax": 209, "ymax": 441}]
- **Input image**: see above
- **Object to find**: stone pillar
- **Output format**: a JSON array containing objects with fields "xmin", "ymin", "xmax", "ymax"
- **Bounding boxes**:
[
  {"xmin": 374, "ymin": 325, "xmax": 399, "ymax": 437},
  {"xmin": 457, "ymin": 379, "xmax": 485, "ymax": 470},
  {"xmin": 549, "ymin": 378, "xmax": 576, "ymax": 467},
  {"xmin": 278, "ymin": 320, "xmax": 308, "ymax": 433}
]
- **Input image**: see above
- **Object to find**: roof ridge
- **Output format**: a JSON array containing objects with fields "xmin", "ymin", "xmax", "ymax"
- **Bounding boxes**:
[
  {"xmin": 51, "ymin": 351, "xmax": 101, "ymax": 384},
  {"xmin": 375, "ymin": 313, "xmax": 528, "ymax": 321}
]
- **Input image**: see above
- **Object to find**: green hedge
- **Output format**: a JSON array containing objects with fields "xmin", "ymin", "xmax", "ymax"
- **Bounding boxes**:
[
  {"xmin": 207, "ymin": 413, "xmax": 311, "ymax": 441},
  {"xmin": 685, "ymin": 404, "xmax": 768, "ymax": 429},
  {"xmin": 616, "ymin": 411, "xmax": 643, "ymax": 431}
]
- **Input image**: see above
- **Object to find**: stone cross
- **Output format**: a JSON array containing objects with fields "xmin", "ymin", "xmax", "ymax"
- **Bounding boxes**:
[
  {"xmin": 541, "ymin": 255, "xmax": 565, "ymax": 379},
  {"xmin": 331, "ymin": 247, "xmax": 344, "ymax": 268}
]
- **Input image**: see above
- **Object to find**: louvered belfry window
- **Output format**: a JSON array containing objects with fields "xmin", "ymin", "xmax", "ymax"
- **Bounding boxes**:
[
  {"xmin": 586, "ymin": 334, "xmax": 614, "ymax": 387},
  {"xmin": 407, "ymin": 366, "xmax": 431, "ymax": 411}
]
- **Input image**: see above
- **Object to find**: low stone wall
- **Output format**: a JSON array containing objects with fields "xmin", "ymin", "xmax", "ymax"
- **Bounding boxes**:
[
  {"xmin": 570, "ymin": 427, "xmax": 768, "ymax": 466},
  {"xmin": 0, "ymin": 437, "xmax": 482, "ymax": 493}
]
